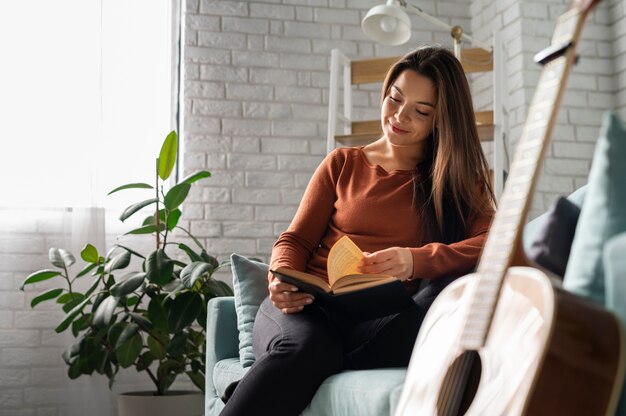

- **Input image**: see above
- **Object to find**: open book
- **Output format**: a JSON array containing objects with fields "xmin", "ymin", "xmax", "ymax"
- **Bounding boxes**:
[{"xmin": 270, "ymin": 236, "xmax": 414, "ymax": 321}]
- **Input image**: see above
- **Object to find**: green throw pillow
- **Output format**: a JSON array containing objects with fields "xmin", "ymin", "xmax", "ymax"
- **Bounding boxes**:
[
  {"xmin": 230, "ymin": 253, "xmax": 269, "ymax": 367},
  {"xmin": 563, "ymin": 111, "xmax": 626, "ymax": 304}
]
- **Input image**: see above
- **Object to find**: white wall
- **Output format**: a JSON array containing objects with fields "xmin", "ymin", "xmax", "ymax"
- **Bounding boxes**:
[{"xmin": 1, "ymin": 0, "xmax": 625, "ymax": 414}]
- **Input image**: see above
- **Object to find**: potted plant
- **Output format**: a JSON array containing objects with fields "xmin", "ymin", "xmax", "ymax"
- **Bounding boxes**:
[{"xmin": 21, "ymin": 131, "xmax": 233, "ymax": 416}]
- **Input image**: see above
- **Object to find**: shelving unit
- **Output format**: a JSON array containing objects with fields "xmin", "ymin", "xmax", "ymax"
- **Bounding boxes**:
[{"xmin": 326, "ymin": 39, "xmax": 506, "ymax": 200}]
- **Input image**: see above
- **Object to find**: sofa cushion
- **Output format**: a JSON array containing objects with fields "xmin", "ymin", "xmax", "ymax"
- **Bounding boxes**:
[
  {"xmin": 303, "ymin": 369, "xmax": 406, "ymax": 416},
  {"xmin": 564, "ymin": 111, "xmax": 626, "ymax": 304},
  {"xmin": 230, "ymin": 253, "xmax": 269, "ymax": 367},
  {"xmin": 525, "ymin": 196, "xmax": 581, "ymax": 277},
  {"xmin": 213, "ymin": 358, "xmax": 250, "ymax": 398}
]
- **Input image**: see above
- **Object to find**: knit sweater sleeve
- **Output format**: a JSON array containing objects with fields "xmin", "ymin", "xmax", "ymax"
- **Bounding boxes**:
[
  {"xmin": 268, "ymin": 150, "xmax": 342, "ymax": 281},
  {"xmin": 409, "ymin": 206, "xmax": 494, "ymax": 280}
]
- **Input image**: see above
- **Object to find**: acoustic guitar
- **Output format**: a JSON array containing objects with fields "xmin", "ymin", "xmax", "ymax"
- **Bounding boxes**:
[{"xmin": 394, "ymin": 0, "xmax": 625, "ymax": 415}]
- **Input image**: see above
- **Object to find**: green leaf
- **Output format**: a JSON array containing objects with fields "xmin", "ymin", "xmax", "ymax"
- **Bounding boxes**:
[
  {"xmin": 119, "ymin": 198, "xmax": 158, "ymax": 222},
  {"xmin": 145, "ymin": 209, "xmax": 182, "ymax": 231},
  {"xmin": 142, "ymin": 214, "xmax": 156, "ymax": 226},
  {"xmin": 163, "ymin": 183, "xmax": 190, "ymax": 210},
  {"xmin": 108, "ymin": 182, "xmax": 154, "ymax": 195},
  {"xmin": 136, "ymin": 351, "xmax": 155, "ymax": 372},
  {"xmin": 114, "ymin": 244, "xmax": 145, "ymax": 260},
  {"xmin": 145, "ymin": 249, "xmax": 174, "ymax": 285},
  {"xmin": 180, "ymin": 262, "xmax": 214, "ymax": 289},
  {"xmin": 57, "ymin": 292, "xmax": 84, "ymax": 304},
  {"xmin": 104, "ymin": 251, "xmax": 131, "ymax": 274},
  {"xmin": 63, "ymin": 339, "xmax": 82, "ymax": 365},
  {"xmin": 107, "ymin": 322, "xmax": 125, "ymax": 347},
  {"xmin": 30, "ymin": 288, "xmax": 63, "ymax": 308},
  {"xmin": 127, "ymin": 312, "xmax": 152, "ymax": 329},
  {"xmin": 148, "ymin": 297, "xmax": 169, "ymax": 332},
  {"xmin": 195, "ymin": 302, "xmax": 208, "ymax": 329},
  {"xmin": 110, "ymin": 272, "xmax": 146, "ymax": 297},
  {"xmin": 116, "ymin": 333, "xmax": 143, "ymax": 368},
  {"xmin": 80, "ymin": 244, "xmax": 99, "ymax": 263},
  {"xmin": 200, "ymin": 251, "xmax": 219, "ymax": 269},
  {"xmin": 147, "ymin": 335, "xmax": 167, "ymax": 359},
  {"xmin": 168, "ymin": 292, "xmax": 203, "ymax": 333},
  {"xmin": 91, "ymin": 292, "xmax": 106, "ymax": 314},
  {"xmin": 56, "ymin": 297, "xmax": 92, "ymax": 333},
  {"xmin": 165, "ymin": 209, "xmax": 182, "ymax": 231},
  {"xmin": 186, "ymin": 370, "xmax": 205, "ymax": 393},
  {"xmin": 71, "ymin": 314, "xmax": 90, "ymax": 337},
  {"xmin": 75, "ymin": 262, "xmax": 98, "ymax": 278},
  {"xmin": 63, "ymin": 296, "xmax": 87, "ymax": 313},
  {"xmin": 166, "ymin": 332, "xmax": 188, "ymax": 359},
  {"xmin": 180, "ymin": 170, "xmax": 211, "ymax": 185},
  {"xmin": 96, "ymin": 350, "xmax": 112, "ymax": 375},
  {"xmin": 21, "ymin": 270, "xmax": 60, "ymax": 289},
  {"xmin": 203, "ymin": 278, "xmax": 234, "ymax": 297},
  {"xmin": 157, "ymin": 360, "xmax": 182, "ymax": 390},
  {"xmin": 178, "ymin": 243, "xmax": 201, "ymax": 262},
  {"xmin": 159, "ymin": 373, "xmax": 177, "ymax": 395},
  {"xmin": 158, "ymin": 130, "xmax": 178, "ymax": 180},
  {"xmin": 124, "ymin": 223, "xmax": 166, "ymax": 235},
  {"xmin": 93, "ymin": 296, "xmax": 119, "ymax": 327},
  {"xmin": 49, "ymin": 248, "xmax": 76, "ymax": 268},
  {"xmin": 114, "ymin": 323, "xmax": 140, "ymax": 349}
]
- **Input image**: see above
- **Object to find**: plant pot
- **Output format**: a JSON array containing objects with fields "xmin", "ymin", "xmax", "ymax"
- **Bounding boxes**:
[{"xmin": 117, "ymin": 390, "xmax": 204, "ymax": 416}]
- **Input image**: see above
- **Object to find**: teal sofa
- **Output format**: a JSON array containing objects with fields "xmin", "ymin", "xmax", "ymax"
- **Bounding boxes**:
[{"xmin": 204, "ymin": 187, "xmax": 626, "ymax": 415}]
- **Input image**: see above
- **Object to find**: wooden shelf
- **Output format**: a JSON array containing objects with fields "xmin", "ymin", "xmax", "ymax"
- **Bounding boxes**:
[{"xmin": 349, "ymin": 48, "xmax": 493, "ymax": 86}]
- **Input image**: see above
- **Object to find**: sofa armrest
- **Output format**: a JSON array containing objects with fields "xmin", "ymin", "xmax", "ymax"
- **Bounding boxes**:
[
  {"xmin": 205, "ymin": 296, "xmax": 239, "ymax": 415},
  {"xmin": 604, "ymin": 232, "xmax": 626, "ymax": 323},
  {"xmin": 603, "ymin": 232, "xmax": 626, "ymax": 416},
  {"xmin": 206, "ymin": 296, "xmax": 239, "ymax": 361}
]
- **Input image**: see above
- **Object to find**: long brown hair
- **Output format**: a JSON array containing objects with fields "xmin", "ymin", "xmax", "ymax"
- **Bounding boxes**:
[{"xmin": 382, "ymin": 46, "xmax": 495, "ymax": 244}]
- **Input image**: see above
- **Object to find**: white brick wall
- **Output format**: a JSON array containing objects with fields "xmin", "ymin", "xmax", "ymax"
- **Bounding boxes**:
[
  {"xmin": 2, "ymin": 0, "xmax": 626, "ymax": 414},
  {"xmin": 182, "ymin": 0, "xmax": 473, "ymax": 276}
]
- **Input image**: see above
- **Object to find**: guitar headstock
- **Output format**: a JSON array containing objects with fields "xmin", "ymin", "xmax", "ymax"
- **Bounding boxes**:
[{"xmin": 572, "ymin": 0, "xmax": 602, "ymax": 15}]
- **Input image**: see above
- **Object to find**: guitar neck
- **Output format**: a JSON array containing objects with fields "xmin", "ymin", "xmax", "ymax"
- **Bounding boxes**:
[{"xmin": 461, "ymin": 7, "xmax": 590, "ymax": 350}]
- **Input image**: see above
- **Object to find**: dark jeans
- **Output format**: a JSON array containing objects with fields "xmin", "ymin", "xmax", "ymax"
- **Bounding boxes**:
[{"xmin": 220, "ymin": 276, "xmax": 457, "ymax": 416}]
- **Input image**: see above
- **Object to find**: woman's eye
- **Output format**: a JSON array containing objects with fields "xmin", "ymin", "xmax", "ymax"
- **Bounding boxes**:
[
  {"xmin": 389, "ymin": 96, "xmax": 400, "ymax": 103},
  {"xmin": 416, "ymin": 109, "xmax": 428, "ymax": 116}
]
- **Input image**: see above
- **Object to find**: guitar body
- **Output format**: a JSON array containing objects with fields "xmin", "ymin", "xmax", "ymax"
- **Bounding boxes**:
[{"xmin": 396, "ymin": 267, "xmax": 625, "ymax": 416}]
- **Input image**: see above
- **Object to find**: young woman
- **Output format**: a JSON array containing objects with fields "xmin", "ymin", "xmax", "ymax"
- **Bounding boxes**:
[{"xmin": 220, "ymin": 46, "xmax": 495, "ymax": 415}]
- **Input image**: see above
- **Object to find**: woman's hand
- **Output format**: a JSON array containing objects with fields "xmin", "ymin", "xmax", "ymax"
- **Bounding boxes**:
[
  {"xmin": 358, "ymin": 247, "xmax": 413, "ymax": 281},
  {"xmin": 268, "ymin": 279, "xmax": 314, "ymax": 314}
]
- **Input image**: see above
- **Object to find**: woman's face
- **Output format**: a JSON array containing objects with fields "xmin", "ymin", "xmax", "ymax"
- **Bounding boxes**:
[{"xmin": 381, "ymin": 69, "xmax": 437, "ymax": 148}]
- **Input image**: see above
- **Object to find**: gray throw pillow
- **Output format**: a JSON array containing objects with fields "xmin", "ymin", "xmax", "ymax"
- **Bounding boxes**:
[
  {"xmin": 230, "ymin": 253, "xmax": 269, "ymax": 367},
  {"xmin": 526, "ymin": 196, "xmax": 580, "ymax": 278}
]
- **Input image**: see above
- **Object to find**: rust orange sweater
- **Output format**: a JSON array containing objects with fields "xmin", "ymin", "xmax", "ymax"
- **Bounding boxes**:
[{"xmin": 270, "ymin": 147, "xmax": 493, "ymax": 293}]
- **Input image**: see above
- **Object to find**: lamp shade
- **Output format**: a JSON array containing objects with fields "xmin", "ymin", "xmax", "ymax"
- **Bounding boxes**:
[{"xmin": 361, "ymin": 2, "xmax": 411, "ymax": 46}]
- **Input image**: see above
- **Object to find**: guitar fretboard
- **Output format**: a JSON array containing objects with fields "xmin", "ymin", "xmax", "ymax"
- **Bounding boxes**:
[{"xmin": 460, "ymin": 8, "xmax": 584, "ymax": 350}]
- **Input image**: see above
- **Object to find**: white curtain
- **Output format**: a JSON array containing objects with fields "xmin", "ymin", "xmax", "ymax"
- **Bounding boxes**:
[{"xmin": 0, "ymin": 1, "xmax": 176, "ymax": 414}]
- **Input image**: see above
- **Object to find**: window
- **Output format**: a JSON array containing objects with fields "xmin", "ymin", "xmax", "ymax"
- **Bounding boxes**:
[{"xmin": 0, "ymin": 0, "xmax": 176, "ymax": 208}]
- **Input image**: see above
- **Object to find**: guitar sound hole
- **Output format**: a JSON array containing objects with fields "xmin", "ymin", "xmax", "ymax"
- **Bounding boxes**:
[{"xmin": 436, "ymin": 350, "xmax": 482, "ymax": 416}]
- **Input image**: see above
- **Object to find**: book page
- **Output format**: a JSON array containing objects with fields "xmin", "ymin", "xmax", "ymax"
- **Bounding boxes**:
[
  {"xmin": 332, "ymin": 274, "xmax": 395, "ymax": 293},
  {"xmin": 327, "ymin": 235, "xmax": 365, "ymax": 286}
]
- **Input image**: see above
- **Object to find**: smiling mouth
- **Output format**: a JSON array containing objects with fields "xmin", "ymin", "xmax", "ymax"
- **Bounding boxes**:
[{"xmin": 389, "ymin": 122, "xmax": 409, "ymax": 134}]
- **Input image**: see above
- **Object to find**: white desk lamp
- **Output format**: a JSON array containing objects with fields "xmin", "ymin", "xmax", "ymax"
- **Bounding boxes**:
[{"xmin": 361, "ymin": 0, "xmax": 492, "ymax": 57}]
